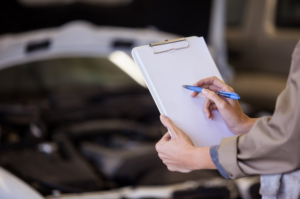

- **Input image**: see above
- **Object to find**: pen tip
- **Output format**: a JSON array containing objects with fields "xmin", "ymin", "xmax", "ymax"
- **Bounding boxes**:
[{"xmin": 182, "ymin": 85, "xmax": 189, "ymax": 89}]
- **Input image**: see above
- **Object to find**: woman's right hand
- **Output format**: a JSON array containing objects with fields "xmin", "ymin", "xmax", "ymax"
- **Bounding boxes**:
[{"xmin": 191, "ymin": 76, "xmax": 257, "ymax": 135}]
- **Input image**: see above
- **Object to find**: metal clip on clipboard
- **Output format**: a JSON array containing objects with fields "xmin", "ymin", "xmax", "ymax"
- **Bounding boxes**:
[{"xmin": 149, "ymin": 37, "xmax": 189, "ymax": 54}]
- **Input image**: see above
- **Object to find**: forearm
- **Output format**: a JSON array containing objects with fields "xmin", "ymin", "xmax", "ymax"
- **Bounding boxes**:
[
  {"xmin": 219, "ymin": 113, "xmax": 300, "ymax": 178},
  {"xmin": 189, "ymin": 118, "xmax": 258, "ymax": 172},
  {"xmin": 189, "ymin": 145, "xmax": 235, "ymax": 179},
  {"xmin": 190, "ymin": 147, "xmax": 216, "ymax": 170},
  {"xmin": 240, "ymin": 117, "xmax": 259, "ymax": 134}
]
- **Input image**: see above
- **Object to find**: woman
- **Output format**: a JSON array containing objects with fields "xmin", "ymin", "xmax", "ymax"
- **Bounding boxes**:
[{"xmin": 156, "ymin": 40, "xmax": 300, "ymax": 197}]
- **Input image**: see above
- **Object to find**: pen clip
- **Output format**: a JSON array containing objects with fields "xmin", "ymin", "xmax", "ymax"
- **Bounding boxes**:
[{"xmin": 219, "ymin": 91, "xmax": 240, "ymax": 97}]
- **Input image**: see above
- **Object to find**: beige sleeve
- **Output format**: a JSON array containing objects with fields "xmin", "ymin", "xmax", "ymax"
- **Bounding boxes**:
[{"xmin": 218, "ymin": 40, "xmax": 300, "ymax": 179}]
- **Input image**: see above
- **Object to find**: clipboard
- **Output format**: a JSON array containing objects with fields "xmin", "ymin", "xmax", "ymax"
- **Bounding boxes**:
[{"xmin": 132, "ymin": 36, "xmax": 234, "ymax": 147}]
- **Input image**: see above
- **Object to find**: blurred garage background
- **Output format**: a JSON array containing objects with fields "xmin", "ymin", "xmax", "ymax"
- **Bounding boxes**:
[{"xmin": 0, "ymin": 0, "xmax": 299, "ymax": 199}]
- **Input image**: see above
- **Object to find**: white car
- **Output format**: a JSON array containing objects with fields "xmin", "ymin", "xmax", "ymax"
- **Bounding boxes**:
[{"xmin": 0, "ymin": 1, "xmax": 249, "ymax": 199}]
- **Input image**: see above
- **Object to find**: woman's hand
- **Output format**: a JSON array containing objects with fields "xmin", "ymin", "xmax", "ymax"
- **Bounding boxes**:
[
  {"xmin": 156, "ymin": 115, "xmax": 216, "ymax": 172},
  {"xmin": 191, "ymin": 76, "xmax": 257, "ymax": 135}
]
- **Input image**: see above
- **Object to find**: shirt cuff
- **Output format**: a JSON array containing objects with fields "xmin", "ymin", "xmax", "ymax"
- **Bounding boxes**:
[
  {"xmin": 219, "ymin": 135, "xmax": 246, "ymax": 179},
  {"xmin": 210, "ymin": 145, "xmax": 231, "ymax": 179}
]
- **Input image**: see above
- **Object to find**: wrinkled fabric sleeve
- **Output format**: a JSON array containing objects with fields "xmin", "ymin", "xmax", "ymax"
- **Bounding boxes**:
[
  {"xmin": 210, "ymin": 145, "xmax": 230, "ymax": 179},
  {"xmin": 218, "ymin": 40, "xmax": 300, "ymax": 179}
]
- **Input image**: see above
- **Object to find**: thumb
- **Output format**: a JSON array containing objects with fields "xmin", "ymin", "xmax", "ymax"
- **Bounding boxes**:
[
  {"xmin": 202, "ymin": 89, "xmax": 227, "ymax": 110},
  {"xmin": 160, "ymin": 115, "xmax": 178, "ymax": 139}
]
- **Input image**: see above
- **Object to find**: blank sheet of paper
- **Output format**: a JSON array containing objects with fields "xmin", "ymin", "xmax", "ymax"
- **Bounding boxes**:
[{"xmin": 132, "ymin": 36, "xmax": 234, "ymax": 147}]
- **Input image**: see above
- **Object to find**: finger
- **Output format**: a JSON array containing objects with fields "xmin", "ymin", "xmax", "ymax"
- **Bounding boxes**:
[
  {"xmin": 166, "ymin": 165, "xmax": 191, "ymax": 173},
  {"xmin": 209, "ymin": 103, "xmax": 218, "ymax": 120},
  {"xmin": 158, "ymin": 153, "xmax": 177, "ymax": 161},
  {"xmin": 162, "ymin": 132, "xmax": 171, "ymax": 141},
  {"xmin": 210, "ymin": 103, "xmax": 218, "ymax": 111},
  {"xmin": 156, "ymin": 133, "xmax": 170, "ymax": 152},
  {"xmin": 193, "ymin": 76, "xmax": 224, "ymax": 88},
  {"xmin": 158, "ymin": 132, "xmax": 170, "ymax": 143},
  {"xmin": 191, "ymin": 91, "xmax": 198, "ymax": 97},
  {"xmin": 203, "ymin": 98, "xmax": 211, "ymax": 118},
  {"xmin": 193, "ymin": 76, "xmax": 234, "ymax": 92},
  {"xmin": 190, "ymin": 85, "xmax": 220, "ymax": 97},
  {"xmin": 162, "ymin": 159, "xmax": 178, "ymax": 164},
  {"xmin": 179, "ymin": 169, "xmax": 192, "ymax": 173},
  {"xmin": 166, "ymin": 165, "xmax": 178, "ymax": 172},
  {"xmin": 201, "ymin": 84, "xmax": 220, "ymax": 91},
  {"xmin": 158, "ymin": 153, "xmax": 175, "ymax": 161},
  {"xmin": 160, "ymin": 115, "xmax": 178, "ymax": 139},
  {"xmin": 202, "ymin": 89, "xmax": 228, "ymax": 110}
]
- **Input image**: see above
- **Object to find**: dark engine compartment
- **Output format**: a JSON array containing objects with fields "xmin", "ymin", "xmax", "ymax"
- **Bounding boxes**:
[{"xmin": 0, "ymin": 57, "xmax": 234, "ymax": 198}]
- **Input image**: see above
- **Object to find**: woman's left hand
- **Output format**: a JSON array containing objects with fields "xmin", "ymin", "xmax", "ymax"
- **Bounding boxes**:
[{"xmin": 155, "ymin": 115, "xmax": 215, "ymax": 172}]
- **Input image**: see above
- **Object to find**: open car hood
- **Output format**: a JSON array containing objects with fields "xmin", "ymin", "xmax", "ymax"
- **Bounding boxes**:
[{"xmin": 0, "ymin": 21, "xmax": 180, "ymax": 71}]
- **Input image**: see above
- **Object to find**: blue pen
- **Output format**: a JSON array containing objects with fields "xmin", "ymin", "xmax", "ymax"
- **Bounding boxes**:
[{"xmin": 182, "ymin": 85, "xmax": 240, "ymax": 100}]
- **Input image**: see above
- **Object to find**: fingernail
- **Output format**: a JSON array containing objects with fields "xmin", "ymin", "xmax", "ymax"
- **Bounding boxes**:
[
  {"xmin": 202, "ymin": 89, "xmax": 208, "ymax": 95},
  {"xmin": 160, "ymin": 115, "xmax": 167, "ymax": 120}
]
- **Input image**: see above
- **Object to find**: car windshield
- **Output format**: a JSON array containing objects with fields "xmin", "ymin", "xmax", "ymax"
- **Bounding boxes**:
[{"xmin": 0, "ymin": 57, "xmax": 139, "ymax": 102}]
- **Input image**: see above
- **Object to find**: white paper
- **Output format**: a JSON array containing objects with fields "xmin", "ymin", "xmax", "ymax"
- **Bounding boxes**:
[{"xmin": 132, "ymin": 36, "xmax": 234, "ymax": 147}]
